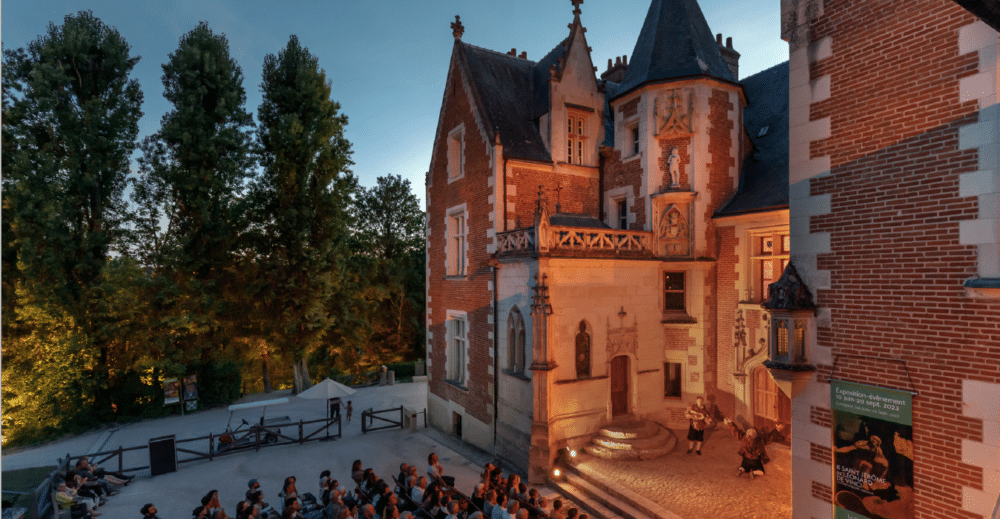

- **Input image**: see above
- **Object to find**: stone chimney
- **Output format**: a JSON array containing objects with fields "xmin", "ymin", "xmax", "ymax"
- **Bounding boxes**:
[
  {"xmin": 600, "ymin": 55, "xmax": 628, "ymax": 83},
  {"xmin": 716, "ymin": 34, "xmax": 740, "ymax": 81}
]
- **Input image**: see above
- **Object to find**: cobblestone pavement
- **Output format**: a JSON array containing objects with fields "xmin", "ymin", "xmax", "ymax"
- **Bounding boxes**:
[{"xmin": 578, "ymin": 427, "xmax": 792, "ymax": 519}]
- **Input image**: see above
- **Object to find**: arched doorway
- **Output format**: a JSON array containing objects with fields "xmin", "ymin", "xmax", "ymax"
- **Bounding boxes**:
[
  {"xmin": 752, "ymin": 366, "xmax": 791, "ymax": 444},
  {"xmin": 611, "ymin": 355, "xmax": 630, "ymax": 417}
]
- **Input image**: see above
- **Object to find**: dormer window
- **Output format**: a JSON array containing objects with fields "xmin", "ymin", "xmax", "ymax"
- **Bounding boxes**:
[{"xmin": 567, "ymin": 110, "xmax": 588, "ymax": 165}]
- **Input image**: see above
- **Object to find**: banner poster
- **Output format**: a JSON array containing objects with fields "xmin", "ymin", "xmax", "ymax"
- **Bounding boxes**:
[
  {"xmin": 163, "ymin": 378, "xmax": 180, "ymax": 405},
  {"xmin": 831, "ymin": 380, "xmax": 914, "ymax": 519},
  {"xmin": 183, "ymin": 375, "xmax": 198, "ymax": 401}
]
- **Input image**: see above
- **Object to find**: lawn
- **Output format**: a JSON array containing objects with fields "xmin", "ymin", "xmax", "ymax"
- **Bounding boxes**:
[{"xmin": 1, "ymin": 466, "xmax": 57, "ymax": 510}]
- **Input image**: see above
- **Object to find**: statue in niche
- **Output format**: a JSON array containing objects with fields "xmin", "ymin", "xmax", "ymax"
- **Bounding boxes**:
[
  {"xmin": 666, "ymin": 147, "xmax": 680, "ymax": 188},
  {"xmin": 575, "ymin": 321, "xmax": 591, "ymax": 378}
]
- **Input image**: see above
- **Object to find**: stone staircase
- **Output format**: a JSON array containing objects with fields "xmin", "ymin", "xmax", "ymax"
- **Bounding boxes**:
[
  {"xmin": 545, "ymin": 421, "xmax": 682, "ymax": 519},
  {"xmin": 583, "ymin": 420, "xmax": 676, "ymax": 460}
]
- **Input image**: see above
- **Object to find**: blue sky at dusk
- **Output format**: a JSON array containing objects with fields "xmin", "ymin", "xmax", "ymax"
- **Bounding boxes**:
[{"xmin": 2, "ymin": 0, "xmax": 788, "ymax": 205}]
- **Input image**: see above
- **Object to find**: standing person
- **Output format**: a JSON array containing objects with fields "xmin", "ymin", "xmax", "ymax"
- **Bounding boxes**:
[
  {"xmin": 685, "ymin": 396, "xmax": 712, "ymax": 455},
  {"xmin": 346, "ymin": 401, "xmax": 353, "ymax": 424}
]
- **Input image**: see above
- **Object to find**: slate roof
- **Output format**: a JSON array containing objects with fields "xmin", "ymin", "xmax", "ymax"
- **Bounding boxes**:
[
  {"xmin": 613, "ymin": 0, "xmax": 736, "ymax": 100},
  {"xmin": 459, "ymin": 43, "xmax": 552, "ymax": 163},
  {"xmin": 952, "ymin": 0, "xmax": 1000, "ymax": 31},
  {"xmin": 715, "ymin": 61, "xmax": 790, "ymax": 217}
]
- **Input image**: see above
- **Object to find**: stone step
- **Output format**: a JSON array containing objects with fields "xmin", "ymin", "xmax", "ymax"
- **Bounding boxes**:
[
  {"xmin": 590, "ymin": 427, "xmax": 673, "ymax": 451},
  {"xmin": 583, "ymin": 441, "xmax": 674, "ymax": 461},
  {"xmin": 548, "ymin": 472, "xmax": 641, "ymax": 519},
  {"xmin": 569, "ymin": 461, "xmax": 685, "ymax": 519},
  {"xmin": 596, "ymin": 420, "xmax": 660, "ymax": 440}
]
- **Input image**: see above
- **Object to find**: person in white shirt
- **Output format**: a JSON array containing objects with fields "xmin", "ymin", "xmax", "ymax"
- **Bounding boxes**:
[{"xmin": 410, "ymin": 476, "xmax": 426, "ymax": 504}]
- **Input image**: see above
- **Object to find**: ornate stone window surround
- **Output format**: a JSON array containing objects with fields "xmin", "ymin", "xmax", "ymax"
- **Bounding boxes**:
[
  {"xmin": 505, "ymin": 306, "xmax": 529, "ymax": 380},
  {"xmin": 566, "ymin": 106, "xmax": 591, "ymax": 166},
  {"xmin": 604, "ymin": 186, "xmax": 634, "ymax": 230}
]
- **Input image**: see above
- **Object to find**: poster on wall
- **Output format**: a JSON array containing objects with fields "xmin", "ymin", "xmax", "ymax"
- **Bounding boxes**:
[
  {"xmin": 163, "ymin": 378, "xmax": 180, "ymax": 405},
  {"xmin": 831, "ymin": 380, "xmax": 914, "ymax": 519}
]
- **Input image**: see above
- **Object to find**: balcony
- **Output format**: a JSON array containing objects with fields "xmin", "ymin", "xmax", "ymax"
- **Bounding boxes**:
[{"xmin": 497, "ymin": 225, "xmax": 655, "ymax": 259}]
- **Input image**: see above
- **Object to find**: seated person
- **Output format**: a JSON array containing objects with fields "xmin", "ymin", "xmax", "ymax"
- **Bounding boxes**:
[
  {"xmin": 55, "ymin": 482, "xmax": 100, "ymax": 518},
  {"xmin": 410, "ymin": 476, "xmax": 427, "ymax": 504},
  {"xmin": 77, "ymin": 457, "xmax": 132, "ymax": 485},
  {"xmin": 470, "ymin": 483, "xmax": 485, "ymax": 511},
  {"xmin": 141, "ymin": 503, "xmax": 162, "ymax": 519},
  {"xmin": 426, "ymin": 453, "xmax": 455, "ymax": 488}
]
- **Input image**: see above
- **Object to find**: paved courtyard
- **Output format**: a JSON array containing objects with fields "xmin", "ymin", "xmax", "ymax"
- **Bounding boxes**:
[
  {"xmin": 3, "ymin": 382, "xmax": 792, "ymax": 519},
  {"xmin": 577, "ymin": 425, "xmax": 792, "ymax": 519}
]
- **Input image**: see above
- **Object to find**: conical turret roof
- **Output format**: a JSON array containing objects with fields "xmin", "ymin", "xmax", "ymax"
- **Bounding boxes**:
[{"xmin": 614, "ymin": 0, "xmax": 735, "ymax": 99}]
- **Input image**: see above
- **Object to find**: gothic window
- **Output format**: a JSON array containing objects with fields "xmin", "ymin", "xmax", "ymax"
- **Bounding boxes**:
[
  {"xmin": 794, "ymin": 320, "xmax": 806, "ymax": 361},
  {"xmin": 507, "ymin": 307, "xmax": 526, "ymax": 374},
  {"xmin": 752, "ymin": 231, "xmax": 790, "ymax": 302},
  {"xmin": 446, "ymin": 312, "xmax": 468, "ymax": 386},
  {"xmin": 575, "ymin": 321, "xmax": 591, "ymax": 378},
  {"xmin": 774, "ymin": 320, "xmax": 789, "ymax": 359}
]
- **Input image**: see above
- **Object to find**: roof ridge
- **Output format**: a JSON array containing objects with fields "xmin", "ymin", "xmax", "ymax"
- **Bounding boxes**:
[{"xmin": 461, "ymin": 41, "xmax": 538, "ymax": 66}]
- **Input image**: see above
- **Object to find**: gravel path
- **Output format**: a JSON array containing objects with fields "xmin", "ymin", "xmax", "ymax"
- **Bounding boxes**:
[{"xmin": 578, "ymin": 427, "xmax": 792, "ymax": 519}]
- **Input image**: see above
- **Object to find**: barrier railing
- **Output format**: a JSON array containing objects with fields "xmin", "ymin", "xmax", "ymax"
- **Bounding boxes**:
[{"xmin": 361, "ymin": 406, "xmax": 404, "ymax": 434}]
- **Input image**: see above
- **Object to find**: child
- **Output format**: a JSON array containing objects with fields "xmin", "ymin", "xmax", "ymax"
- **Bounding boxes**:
[{"xmin": 345, "ymin": 401, "xmax": 353, "ymax": 424}]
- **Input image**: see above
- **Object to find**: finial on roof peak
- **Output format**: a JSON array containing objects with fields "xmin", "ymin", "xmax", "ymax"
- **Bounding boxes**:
[
  {"xmin": 571, "ymin": 0, "xmax": 583, "ymax": 19},
  {"xmin": 451, "ymin": 15, "xmax": 465, "ymax": 40}
]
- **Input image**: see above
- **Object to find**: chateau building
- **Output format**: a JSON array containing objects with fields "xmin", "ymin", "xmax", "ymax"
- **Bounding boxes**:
[
  {"xmin": 425, "ymin": 0, "xmax": 792, "ymax": 483},
  {"xmin": 781, "ymin": 0, "xmax": 1000, "ymax": 518}
]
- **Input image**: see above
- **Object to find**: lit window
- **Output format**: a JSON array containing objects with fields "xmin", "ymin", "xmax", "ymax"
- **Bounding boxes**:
[
  {"xmin": 664, "ymin": 362, "xmax": 682, "ymax": 398},
  {"xmin": 448, "ymin": 126, "xmax": 465, "ymax": 180},
  {"xmin": 775, "ymin": 320, "xmax": 789, "ymax": 358},
  {"xmin": 447, "ymin": 313, "xmax": 468, "ymax": 386},
  {"xmin": 567, "ymin": 111, "xmax": 588, "ymax": 165},
  {"xmin": 753, "ymin": 232, "xmax": 790, "ymax": 302},
  {"xmin": 664, "ymin": 272, "xmax": 685, "ymax": 313},
  {"xmin": 447, "ymin": 208, "xmax": 467, "ymax": 276}
]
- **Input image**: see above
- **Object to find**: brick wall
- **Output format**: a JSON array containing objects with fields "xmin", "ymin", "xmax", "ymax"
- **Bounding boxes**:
[
  {"xmin": 601, "ymin": 148, "xmax": 645, "ymax": 229},
  {"xmin": 427, "ymin": 61, "xmax": 497, "ymax": 426},
  {"xmin": 508, "ymin": 167, "xmax": 599, "ymax": 228},
  {"xmin": 714, "ymin": 226, "xmax": 740, "ymax": 418},
  {"xmin": 793, "ymin": 1, "xmax": 1000, "ymax": 518},
  {"xmin": 705, "ymin": 89, "xmax": 737, "ymax": 256}
]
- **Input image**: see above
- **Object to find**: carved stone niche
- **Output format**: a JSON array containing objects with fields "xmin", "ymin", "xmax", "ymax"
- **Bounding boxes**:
[
  {"xmin": 651, "ymin": 191, "xmax": 696, "ymax": 257},
  {"xmin": 653, "ymin": 89, "xmax": 695, "ymax": 137}
]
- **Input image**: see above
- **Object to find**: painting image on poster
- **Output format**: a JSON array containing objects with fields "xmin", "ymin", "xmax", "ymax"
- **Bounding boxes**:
[
  {"xmin": 163, "ymin": 378, "xmax": 180, "ymax": 405},
  {"xmin": 831, "ymin": 380, "xmax": 914, "ymax": 519}
]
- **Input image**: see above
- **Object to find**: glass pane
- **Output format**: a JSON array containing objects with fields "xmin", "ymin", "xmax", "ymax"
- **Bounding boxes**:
[
  {"xmin": 761, "ymin": 236, "xmax": 773, "ymax": 253},
  {"xmin": 577, "ymin": 141, "xmax": 582, "ymax": 163},
  {"xmin": 664, "ymin": 292, "xmax": 684, "ymax": 311},
  {"xmin": 568, "ymin": 139, "xmax": 573, "ymax": 159},
  {"xmin": 578, "ymin": 120, "xmax": 583, "ymax": 135},
  {"xmin": 568, "ymin": 118, "xmax": 573, "ymax": 134},
  {"xmin": 776, "ymin": 321, "xmax": 788, "ymax": 357},
  {"xmin": 664, "ymin": 272, "xmax": 685, "ymax": 291},
  {"xmin": 782, "ymin": 235, "xmax": 791, "ymax": 253},
  {"xmin": 794, "ymin": 321, "xmax": 806, "ymax": 360}
]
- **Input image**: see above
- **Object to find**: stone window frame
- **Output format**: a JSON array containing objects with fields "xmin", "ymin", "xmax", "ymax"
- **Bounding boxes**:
[
  {"xmin": 770, "ymin": 317, "xmax": 808, "ymax": 364},
  {"xmin": 447, "ymin": 124, "xmax": 465, "ymax": 183},
  {"xmin": 445, "ymin": 203, "xmax": 468, "ymax": 278},
  {"xmin": 445, "ymin": 310, "xmax": 469, "ymax": 388},
  {"xmin": 662, "ymin": 270, "xmax": 688, "ymax": 317}
]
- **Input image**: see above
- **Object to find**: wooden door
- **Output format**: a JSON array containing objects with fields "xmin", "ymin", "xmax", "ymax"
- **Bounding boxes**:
[
  {"xmin": 752, "ymin": 366, "xmax": 791, "ymax": 444},
  {"xmin": 611, "ymin": 356, "xmax": 629, "ymax": 417}
]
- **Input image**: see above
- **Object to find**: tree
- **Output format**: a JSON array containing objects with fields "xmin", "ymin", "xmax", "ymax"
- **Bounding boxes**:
[
  {"xmin": 135, "ymin": 22, "xmax": 255, "ymax": 362},
  {"xmin": 2, "ymin": 11, "xmax": 144, "ymax": 426},
  {"xmin": 348, "ymin": 175, "xmax": 426, "ymax": 369},
  {"xmin": 251, "ymin": 35, "xmax": 356, "ymax": 393}
]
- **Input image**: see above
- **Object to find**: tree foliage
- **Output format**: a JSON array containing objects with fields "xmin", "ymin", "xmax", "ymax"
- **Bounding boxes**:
[
  {"xmin": 2, "ymin": 10, "xmax": 145, "ymax": 431},
  {"xmin": 251, "ymin": 35, "xmax": 356, "ymax": 393}
]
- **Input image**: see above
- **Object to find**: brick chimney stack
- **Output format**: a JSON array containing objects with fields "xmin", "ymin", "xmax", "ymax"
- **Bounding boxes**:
[
  {"xmin": 600, "ymin": 54, "xmax": 628, "ymax": 83},
  {"xmin": 716, "ymin": 33, "xmax": 740, "ymax": 81}
]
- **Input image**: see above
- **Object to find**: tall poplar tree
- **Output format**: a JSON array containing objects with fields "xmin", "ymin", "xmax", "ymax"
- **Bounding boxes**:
[
  {"xmin": 2, "ymin": 11, "xmax": 143, "ymax": 427},
  {"xmin": 251, "ymin": 35, "xmax": 355, "ymax": 393},
  {"xmin": 136, "ymin": 22, "xmax": 254, "ymax": 361}
]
